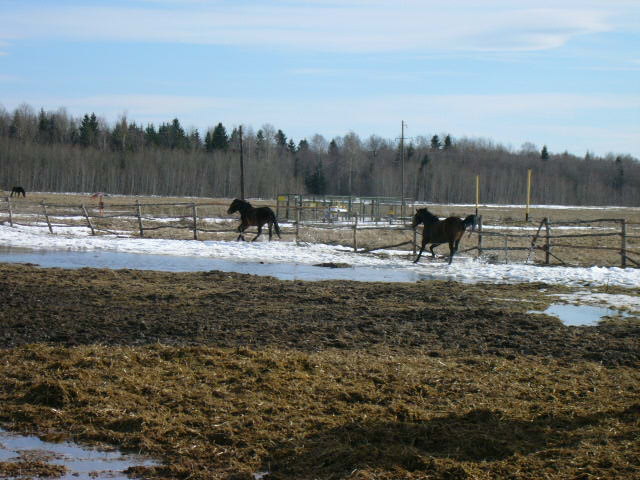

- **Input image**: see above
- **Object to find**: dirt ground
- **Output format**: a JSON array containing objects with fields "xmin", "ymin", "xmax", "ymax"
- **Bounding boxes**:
[{"xmin": 0, "ymin": 262, "xmax": 639, "ymax": 479}]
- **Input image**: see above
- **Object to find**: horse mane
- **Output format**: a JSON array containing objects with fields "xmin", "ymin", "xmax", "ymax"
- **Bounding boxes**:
[
  {"xmin": 413, "ymin": 208, "xmax": 440, "ymax": 226},
  {"xmin": 228, "ymin": 198, "xmax": 252, "ymax": 214}
]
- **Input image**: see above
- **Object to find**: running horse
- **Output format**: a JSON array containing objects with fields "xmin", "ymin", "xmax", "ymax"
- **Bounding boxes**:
[
  {"xmin": 412, "ymin": 208, "xmax": 477, "ymax": 264},
  {"xmin": 227, "ymin": 198, "xmax": 281, "ymax": 241}
]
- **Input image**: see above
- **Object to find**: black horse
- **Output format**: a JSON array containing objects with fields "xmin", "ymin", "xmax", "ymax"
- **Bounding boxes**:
[
  {"xmin": 10, "ymin": 186, "xmax": 26, "ymax": 197},
  {"xmin": 227, "ymin": 198, "xmax": 281, "ymax": 241},
  {"xmin": 412, "ymin": 208, "xmax": 477, "ymax": 264}
]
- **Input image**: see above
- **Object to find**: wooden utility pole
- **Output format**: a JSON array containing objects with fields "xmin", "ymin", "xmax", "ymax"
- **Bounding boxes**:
[
  {"xmin": 526, "ymin": 169, "xmax": 532, "ymax": 221},
  {"xmin": 475, "ymin": 175, "xmax": 480, "ymax": 216},
  {"xmin": 239, "ymin": 126, "xmax": 245, "ymax": 200},
  {"xmin": 399, "ymin": 121, "xmax": 405, "ymax": 219}
]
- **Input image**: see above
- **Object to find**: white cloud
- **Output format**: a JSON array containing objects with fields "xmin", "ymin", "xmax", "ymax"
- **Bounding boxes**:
[{"xmin": 0, "ymin": 1, "xmax": 626, "ymax": 53}]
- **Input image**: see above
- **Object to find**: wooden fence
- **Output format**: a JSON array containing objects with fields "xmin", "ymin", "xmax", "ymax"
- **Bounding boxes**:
[{"xmin": 2, "ymin": 197, "xmax": 639, "ymax": 268}]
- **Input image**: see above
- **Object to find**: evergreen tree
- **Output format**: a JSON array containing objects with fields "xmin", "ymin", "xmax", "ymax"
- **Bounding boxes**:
[
  {"xmin": 297, "ymin": 139, "xmax": 309, "ymax": 152},
  {"xmin": 169, "ymin": 118, "xmax": 188, "ymax": 149},
  {"xmin": 305, "ymin": 162, "xmax": 327, "ymax": 194},
  {"xmin": 406, "ymin": 142, "xmax": 415, "ymax": 159},
  {"xmin": 211, "ymin": 122, "xmax": 229, "ymax": 151},
  {"xmin": 287, "ymin": 139, "xmax": 296, "ymax": 154},
  {"xmin": 189, "ymin": 129, "xmax": 202, "ymax": 150},
  {"xmin": 328, "ymin": 139, "xmax": 340, "ymax": 158},
  {"xmin": 229, "ymin": 127, "xmax": 242, "ymax": 151},
  {"xmin": 145, "ymin": 124, "xmax": 158, "ymax": 146},
  {"xmin": 613, "ymin": 156, "xmax": 624, "ymax": 190},
  {"xmin": 430, "ymin": 135, "xmax": 441, "ymax": 150},
  {"xmin": 204, "ymin": 130, "xmax": 214, "ymax": 152},
  {"xmin": 256, "ymin": 130, "xmax": 266, "ymax": 153},
  {"xmin": 111, "ymin": 116, "xmax": 128, "ymax": 151},
  {"xmin": 443, "ymin": 134, "xmax": 453, "ymax": 149},
  {"xmin": 419, "ymin": 153, "xmax": 430, "ymax": 172},
  {"xmin": 78, "ymin": 113, "xmax": 99, "ymax": 147},
  {"xmin": 541, "ymin": 145, "xmax": 550, "ymax": 160},
  {"xmin": 37, "ymin": 109, "xmax": 55, "ymax": 144},
  {"xmin": 275, "ymin": 129, "xmax": 287, "ymax": 149}
]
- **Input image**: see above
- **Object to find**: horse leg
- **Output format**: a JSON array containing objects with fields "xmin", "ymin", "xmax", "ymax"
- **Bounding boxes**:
[
  {"xmin": 267, "ymin": 222, "xmax": 273, "ymax": 241},
  {"xmin": 252, "ymin": 225, "xmax": 262, "ymax": 241},
  {"xmin": 414, "ymin": 241, "xmax": 427, "ymax": 263},
  {"xmin": 448, "ymin": 240, "xmax": 457, "ymax": 264},
  {"xmin": 236, "ymin": 224, "xmax": 246, "ymax": 241},
  {"xmin": 429, "ymin": 243, "xmax": 441, "ymax": 258}
]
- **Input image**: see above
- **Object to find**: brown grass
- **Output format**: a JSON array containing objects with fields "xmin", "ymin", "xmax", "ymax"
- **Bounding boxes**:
[
  {"xmin": 0, "ymin": 262, "xmax": 638, "ymax": 479},
  {"xmin": 1, "ymin": 345, "xmax": 639, "ymax": 480}
]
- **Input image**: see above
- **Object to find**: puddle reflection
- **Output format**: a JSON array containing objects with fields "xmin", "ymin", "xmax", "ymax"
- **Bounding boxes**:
[
  {"xmin": 0, "ymin": 246, "xmax": 425, "ymax": 283},
  {"xmin": 0, "ymin": 428, "xmax": 157, "ymax": 479},
  {"xmin": 531, "ymin": 304, "xmax": 634, "ymax": 326}
]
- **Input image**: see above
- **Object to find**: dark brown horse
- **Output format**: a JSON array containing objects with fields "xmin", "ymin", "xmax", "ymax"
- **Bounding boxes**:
[
  {"xmin": 412, "ymin": 208, "xmax": 476, "ymax": 264},
  {"xmin": 10, "ymin": 186, "xmax": 26, "ymax": 197},
  {"xmin": 227, "ymin": 198, "xmax": 281, "ymax": 241}
]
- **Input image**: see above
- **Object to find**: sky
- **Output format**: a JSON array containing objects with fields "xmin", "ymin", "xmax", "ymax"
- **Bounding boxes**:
[{"xmin": 0, "ymin": 0, "xmax": 639, "ymax": 158}]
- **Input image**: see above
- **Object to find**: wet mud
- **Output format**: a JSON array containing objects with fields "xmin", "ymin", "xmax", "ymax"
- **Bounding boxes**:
[
  {"xmin": 0, "ymin": 263, "xmax": 638, "ymax": 366},
  {"xmin": 0, "ymin": 263, "xmax": 639, "ymax": 480}
]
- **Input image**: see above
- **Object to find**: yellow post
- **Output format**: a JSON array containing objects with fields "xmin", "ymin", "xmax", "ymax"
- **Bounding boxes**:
[
  {"xmin": 475, "ymin": 175, "xmax": 480, "ymax": 216},
  {"xmin": 526, "ymin": 169, "xmax": 532, "ymax": 221}
]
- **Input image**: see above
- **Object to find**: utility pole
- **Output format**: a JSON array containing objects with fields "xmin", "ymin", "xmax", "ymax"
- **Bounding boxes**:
[
  {"xmin": 239, "ymin": 125, "xmax": 245, "ymax": 200},
  {"xmin": 397, "ymin": 121, "xmax": 406, "ymax": 219}
]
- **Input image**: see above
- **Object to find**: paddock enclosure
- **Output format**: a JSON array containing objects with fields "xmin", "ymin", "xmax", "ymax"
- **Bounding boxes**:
[
  {"xmin": 1, "ymin": 192, "xmax": 640, "ymax": 480},
  {"xmin": 2, "ymin": 192, "xmax": 639, "ymax": 268}
]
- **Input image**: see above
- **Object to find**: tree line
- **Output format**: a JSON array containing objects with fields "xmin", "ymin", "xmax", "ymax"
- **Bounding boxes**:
[{"xmin": 1, "ymin": 103, "xmax": 639, "ymax": 206}]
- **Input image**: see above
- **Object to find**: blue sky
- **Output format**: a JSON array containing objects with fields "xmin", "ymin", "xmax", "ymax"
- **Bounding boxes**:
[{"xmin": 1, "ymin": 0, "xmax": 638, "ymax": 158}]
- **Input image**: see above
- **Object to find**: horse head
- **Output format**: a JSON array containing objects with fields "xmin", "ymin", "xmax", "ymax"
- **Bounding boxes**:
[
  {"xmin": 412, "ymin": 208, "xmax": 439, "ymax": 228},
  {"xmin": 462, "ymin": 214, "xmax": 477, "ymax": 232},
  {"xmin": 227, "ymin": 198, "xmax": 250, "ymax": 214}
]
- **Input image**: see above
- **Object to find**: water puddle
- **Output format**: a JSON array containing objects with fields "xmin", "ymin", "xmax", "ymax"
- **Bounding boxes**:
[
  {"xmin": 531, "ymin": 304, "xmax": 634, "ymax": 326},
  {"xmin": 0, "ymin": 246, "xmax": 427, "ymax": 283},
  {"xmin": 0, "ymin": 428, "xmax": 157, "ymax": 479}
]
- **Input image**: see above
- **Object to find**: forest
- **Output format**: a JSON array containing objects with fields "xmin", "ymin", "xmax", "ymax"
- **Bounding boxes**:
[{"xmin": 1, "ymin": 103, "xmax": 639, "ymax": 206}]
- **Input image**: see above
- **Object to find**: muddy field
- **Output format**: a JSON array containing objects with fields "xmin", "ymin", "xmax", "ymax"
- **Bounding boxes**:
[{"xmin": 0, "ymin": 262, "xmax": 639, "ymax": 479}]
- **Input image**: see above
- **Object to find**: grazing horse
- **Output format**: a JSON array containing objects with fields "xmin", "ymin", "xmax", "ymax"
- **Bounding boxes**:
[
  {"xmin": 10, "ymin": 186, "xmax": 26, "ymax": 197},
  {"xmin": 227, "ymin": 198, "xmax": 281, "ymax": 241},
  {"xmin": 412, "ymin": 208, "xmax": 477, "ymax": 264}
]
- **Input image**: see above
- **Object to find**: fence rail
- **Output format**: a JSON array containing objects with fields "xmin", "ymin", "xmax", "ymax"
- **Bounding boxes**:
[{"xmin": 1, "ymin": 197, "xmax": 639, "ymax": 268}]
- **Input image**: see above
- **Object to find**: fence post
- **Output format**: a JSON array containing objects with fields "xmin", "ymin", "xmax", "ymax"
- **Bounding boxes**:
[
  {"xmin": 503, "ymin": 234, "xmax": 509, "ymax": 264},
  {"xmin": 295, "ymin": 204, "xmax": 300, "ymax": 244},
  {"xmin": 353, "ymin": 214, "xmax": 358, "ymax": 252},
  {"xmin": 81, "ymin": 204, "xmax": 95, "ymax": 235},
  {"xmin": 192, "ymin": 203, "xmax": 199, "ymax": 240},
  {"xmin": 621, "ymin": 219, "xmax": 627, "ymax": 268},
  {"xmin": 136, "ymin": 200, "xmax": 144, "ymax": 237},
  {"xmin": 6, "ymin": 197, "xmax": 13, "ymax": 227},
  {"xmin": 41, "ymin": 201, "xmax": 53, "ymax": 234},
  {"xmin": 544, "ymin": 217, "xmax": 551, "ymax": 265},
  {"xmin": 477, "ymin": 215, "xmax": 483, "ymax": 258},
  {"xmin": 412, "ymin": 228, "xmax": 417, "ymax": 256}
]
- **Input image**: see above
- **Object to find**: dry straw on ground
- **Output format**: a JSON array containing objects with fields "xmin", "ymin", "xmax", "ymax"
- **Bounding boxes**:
[
  {"xmin": 0, "ymin": 345, "xmax": 638, "ymax": 480},
  {"xmin": 0, "ymin": 263, "xmax": 639, "ymax": 479}
]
